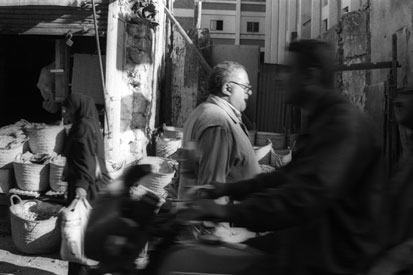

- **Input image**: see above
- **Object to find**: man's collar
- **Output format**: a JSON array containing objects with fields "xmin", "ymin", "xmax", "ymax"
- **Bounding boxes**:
[{"xmin": 207, "ymin": 95, "xmax": 242, "ymax": 123}]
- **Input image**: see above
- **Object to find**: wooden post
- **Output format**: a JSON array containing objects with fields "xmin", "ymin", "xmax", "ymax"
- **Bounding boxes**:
[
  {"xmin": 235, "ymin": 0, "xmax": 241, "ymax": 45},
  {"xmin": 311, "ymin": 0, "xmax": 321, "ymax": 38},
  {"xmin": 164, "ymin": 5, "xmax": 211, "ymax": 73},
  {"xmin": 54, "ymin": 39, "xmax": 69, "ymax": 102},
  {"xmin": 194, "ymin": 0, "xmax": 202, "ymax": 29},
  {"xmin": 104, "ymin": 0, "xmax": 121, "ymax": 160}
]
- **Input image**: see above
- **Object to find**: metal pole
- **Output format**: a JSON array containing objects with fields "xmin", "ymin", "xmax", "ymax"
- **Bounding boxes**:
[{"xmin": 388, "ymin": 34, "xmax": 398, "ymax": 172}]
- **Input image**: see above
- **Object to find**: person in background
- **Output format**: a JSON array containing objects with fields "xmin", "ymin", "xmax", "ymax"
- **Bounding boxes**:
[
  {"xmin": 62, "ymin": 92, "xmax": 111, "ymax": 275},
  {"xmin": 181, "ymin": 40, "xmax": 388, "ymax": 275},
  {"xmin": 178, "ymin": 61, "xmax": 261, "ymax": 242}
]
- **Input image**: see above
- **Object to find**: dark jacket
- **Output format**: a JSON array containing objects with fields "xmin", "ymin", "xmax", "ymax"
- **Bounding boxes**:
[
  {"xmin": 63, "ymin": 93, "xmax": 110, "ymax": 204},
  {"xmin": 222, "ymin": 92, "xmax": 387, "ymax": 275}
]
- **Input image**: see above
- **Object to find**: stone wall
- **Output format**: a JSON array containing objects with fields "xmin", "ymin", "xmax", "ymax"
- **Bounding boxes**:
[
  {"xmin": 106, "ymin": 0, "xmax": 167, "ymax": 162},
  {"xmin": 161, "ymin": 28, "xmax": 211, "ymax": 127},
  {"xmin": 370, "ymin": 0, "xmax": 413, "ymax": 89},
  {"xmin": 321, "ymin": 8, "xmax": 371, "ymax": 110}
]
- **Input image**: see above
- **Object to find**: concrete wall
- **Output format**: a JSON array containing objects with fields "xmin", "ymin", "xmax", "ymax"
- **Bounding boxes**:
[{"xmin": 370, "ymin": 0, "xmax": 413, "ymax": 89}]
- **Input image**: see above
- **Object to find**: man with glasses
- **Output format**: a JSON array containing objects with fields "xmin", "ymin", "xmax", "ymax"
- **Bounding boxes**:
[{"xmin": 178, "ymin": 61, "xmax": 261, "ymax": 242}]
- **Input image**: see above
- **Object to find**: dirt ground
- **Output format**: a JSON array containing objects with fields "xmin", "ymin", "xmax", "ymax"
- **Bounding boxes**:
[{"xmin": 0, "ymin": 205, "xmax": 68, "ymax": 275}]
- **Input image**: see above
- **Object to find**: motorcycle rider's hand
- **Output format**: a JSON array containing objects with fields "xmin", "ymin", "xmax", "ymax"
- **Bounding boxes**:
[
  {"xmin": 186, "ymin": 181, "xmax": 227, "ymax": 199},
  {"xmin": 177, "ymin": 199, "xmax": 228, "ymax": 222},
  {"xmin": 75, "ymin": 187, "xmax": 87, "ymax": 200}
]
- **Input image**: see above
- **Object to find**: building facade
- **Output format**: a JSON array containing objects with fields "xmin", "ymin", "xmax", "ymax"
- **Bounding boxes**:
[
  {"xmin": 174, "ymin": 0, "xmax": 266, "ymax": 59},
  {"xmin": 173, "ymin": 0, "xmax": 369, "ymax": 64}
]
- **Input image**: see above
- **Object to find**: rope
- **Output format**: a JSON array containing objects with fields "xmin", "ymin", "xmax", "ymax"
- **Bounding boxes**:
[{"xmin": 91, "ymin": 0, "xmax": 110, "ymax": 137}]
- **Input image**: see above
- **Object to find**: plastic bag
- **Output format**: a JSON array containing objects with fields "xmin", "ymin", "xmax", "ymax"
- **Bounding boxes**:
[{"xmin": 60, "ymin": 198, "xmax": 98, "ymax": 265}]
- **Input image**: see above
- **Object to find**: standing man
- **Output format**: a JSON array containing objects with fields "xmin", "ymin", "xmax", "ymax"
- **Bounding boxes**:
[
  {"xmin": 182, "ymin": 40, "xmax": 387, "ymax": 275},
  {"xmin": 179, "ymin": 61, "xmax": 260, "ymax": 195},
  {"xmin": 178, "ymin": 61, "xmax": 261, "ymax": 242}
]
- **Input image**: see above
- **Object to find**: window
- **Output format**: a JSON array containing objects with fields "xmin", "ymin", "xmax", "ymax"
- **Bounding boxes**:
[
  {"xmin": 322, "ymin": 19, "xmax": 328, "ymax": 32},
  {"xmin": 210, "ymin": 20, "xmax": 224, "ymax": 31},
  {"xmin": 247, "ymin": 22, "xmax": 259, "ymax": 33}
]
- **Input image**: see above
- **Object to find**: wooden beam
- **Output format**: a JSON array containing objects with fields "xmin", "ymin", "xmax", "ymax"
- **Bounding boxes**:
[
  {"xmin": 194, "ymin": 0, "xmax": 202, "ymax": 29},
  {"xmin": 336, "ymin": 61, "xmax": 401, "ymax": 72},
  {"xmin": 0, "ymin": 0, "xmax": 104, "ymax": 6},
  {"xmin": 104, "ymin": 0, "xmax": 120, "ymax": 160},
  {"xmin": 54, "ymin": 39, "xmax": 69, "ymax": 102},
  {"xmin": 310, "ymin": 0, "xmax": 321, "ymax": 38},
  {"xmin": 164, "ymin": 5, "xmax": 211, "ymax": 73},
  {"xmin": 235, "ymin": 0, "xmax": 241, "ymax": 45}
]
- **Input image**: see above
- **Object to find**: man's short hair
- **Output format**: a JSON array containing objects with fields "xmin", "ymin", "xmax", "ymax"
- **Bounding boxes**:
[
  {"xmin": 208, "ymin": 61, "xmax": 246, "ymax": 95},
  {"xmin": 288, "ymin": 39, "xmax": 335, "ymax": 88}
]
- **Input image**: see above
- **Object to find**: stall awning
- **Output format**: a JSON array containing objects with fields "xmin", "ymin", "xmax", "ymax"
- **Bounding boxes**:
[
  {"xmin": 0, "ymin": 0, "xmax": 104, "ymax": 7},
  {"xmin": 0, "ymin": 0, "xmax": 108, "ymax": 36}
]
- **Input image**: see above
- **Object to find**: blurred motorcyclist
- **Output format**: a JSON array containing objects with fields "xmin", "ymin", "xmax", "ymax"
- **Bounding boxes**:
[{"xmin": 180, "ymin": 40, "xmax": 388, "ymax": 275}]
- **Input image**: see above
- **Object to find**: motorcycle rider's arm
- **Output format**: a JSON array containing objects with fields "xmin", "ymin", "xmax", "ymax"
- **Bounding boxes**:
[
  {"xmin": 214, "ymin": 171, "xmax": 287, "ymax": 201},
  {"xmin": 187, "ymin": 123, "xmax": 374, "ymax": 232}
]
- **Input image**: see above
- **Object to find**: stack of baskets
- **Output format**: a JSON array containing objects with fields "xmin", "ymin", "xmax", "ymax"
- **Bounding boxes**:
[
  {"xmin": 12, "ymin": 124, "xmax": 67, "ymax": 194},
  {"xmin": 0, "ymin": 120, "xmax": 30, "ymax": 194},
  {"xmin": 137, "ymin": 156, "xmax": 176, "ymax": 196},
  {"xmin": 156, "ymin": 126, "xmax": 183, "ymax": 158}
]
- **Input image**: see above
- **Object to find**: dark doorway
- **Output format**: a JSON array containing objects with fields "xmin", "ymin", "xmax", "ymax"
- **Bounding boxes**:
[{"xmin": 0, "ymin": 35, "xmax": 60, "ymax": 127}]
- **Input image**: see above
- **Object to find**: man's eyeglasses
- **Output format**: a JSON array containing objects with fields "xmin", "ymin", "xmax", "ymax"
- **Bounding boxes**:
[{"xmin": 228, "ymin": 81, "xmax": 253, "ymax": 95}]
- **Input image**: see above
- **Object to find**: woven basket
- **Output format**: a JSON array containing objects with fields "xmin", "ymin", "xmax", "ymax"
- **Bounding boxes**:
[
  {"xmin": 0, "ymin": 142, "xmax": 25, "ymax": 169},
  {"xmin": 25, "ymin": 125, "xmax": 66, "ymax": 155},
  {"xmin": 137, "ymin": 157, "xmax": 175, "ymax": 195},
  {"xmin": 13, "ymin": 159, "xmax": 50, "ymax": 192},
  {"xmin": 163, "ymin": 126, "xmax": 183, "ymax": 139},
  {"xmin": 254, "ymin": 145, "xmax": 271, "ymax": 165},
  {"xmin": 156, "ymin": 137, "xmax": 182, "ymax": 158},
  {"xmin": 256, "ymin": 132, "xmax": 286, "ymax": 149},
  {"xmin": 270, "ymin": 149, "xmax": 292, "ymax": 168},
  {"xmin": 9, "ymin": 195, "xmax": 62, "ymax": 254},
  {"xmin": 49, "ymin": 162, "xmax": 67, "ymax": 192}
]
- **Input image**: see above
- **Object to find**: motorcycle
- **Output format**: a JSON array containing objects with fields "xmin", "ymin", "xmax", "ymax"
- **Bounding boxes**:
[{"xmin": 84, "ymin": 164, "xmax": 269, "ymax": 275}]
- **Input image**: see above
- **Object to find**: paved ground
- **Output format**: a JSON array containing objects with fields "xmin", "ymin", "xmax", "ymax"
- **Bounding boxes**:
[{"xmin": 0, "ymin": 201, "xmax": 68, "ymax": 275}]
